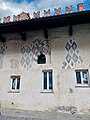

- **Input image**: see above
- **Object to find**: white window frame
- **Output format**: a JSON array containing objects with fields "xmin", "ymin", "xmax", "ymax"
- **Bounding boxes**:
[
  {"xmin": 75, "ymin": 69, "xmax": 89, "ymax": 87},
  {"xmin": 10, "ymin": 76, "xmax": 20, "ymax": 92},
  {"xmin": 42, "ymin": 70, "xmax": 53, "ymax": 92}
]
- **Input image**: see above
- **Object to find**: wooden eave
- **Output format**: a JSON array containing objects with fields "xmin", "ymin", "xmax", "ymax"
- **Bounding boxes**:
[{"xmin": 0, "ymin": 10, "xmax": 90, "ymax": 34}]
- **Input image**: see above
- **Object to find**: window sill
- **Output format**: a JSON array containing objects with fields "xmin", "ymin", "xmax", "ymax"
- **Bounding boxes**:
[
  {"xmin": 8, "ymin": 90, "xmax": 20, "ymax": 93},
  {"xmin": 41, "ymin": 90, "xmax": 54, "ymax": 93},
  {"xmin": 75, "ymin": 85, "xmax": 90, "ymax": 88}
]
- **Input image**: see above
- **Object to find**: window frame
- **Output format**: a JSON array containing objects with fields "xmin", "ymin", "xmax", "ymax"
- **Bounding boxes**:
[
  {"xmin": 10, "ymin": 76, "xmax": 20, "ymax": 92},
  {"xmin": 75, "ymin": 69, "xmax": 89, "ymax": 87},
  {"xmin": 42, "ymin": 70, "xmax": 53, "ymax": 93}
]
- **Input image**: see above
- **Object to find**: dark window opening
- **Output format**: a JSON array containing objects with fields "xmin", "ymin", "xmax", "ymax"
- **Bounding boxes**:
[{"xmin": 37, "ymin": 53, "xmax": 46, "ymax": 64}]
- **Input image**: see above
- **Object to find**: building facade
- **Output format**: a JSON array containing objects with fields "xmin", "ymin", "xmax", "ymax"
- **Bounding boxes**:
[{"xmin": 0, "ymin": 11, "xmax": 90, "ymax": 114}]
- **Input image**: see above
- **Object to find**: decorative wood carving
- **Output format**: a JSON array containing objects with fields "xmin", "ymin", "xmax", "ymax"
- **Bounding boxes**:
[
  {"xmin": 69, "ymin": 25, "xmax": 73, "ymax": 36},
  {"xmin": 43, "ymin": 29, "xmax": 48, "ymax": 39},
  {"xmin": 44, "ymin": 9, "xmax": 50, "ymax": 17},
  {"xmin": 77, "ymin": 3, "xmax": 85, "ymax": 11},
  {"xmin": 33, "ymin": 11, "xmax": 40, "ymax": 19},
  {"xmin": 3, "ymin": 16, "xmax": 10, "ymax": 23},
  {"xmin": 54, "ymin": 7, "xmax": 61, "ymax": 15},
  {"xmin": 65, "ymin": 5, "xmax": 72, "ymax": 13},
  {"xmin": 20, "ymin": 32, "xmax": 26, "ymax": 41},
  {"xmin": 0, "ymin": 35, "xmax": 6, "ymax": 43}
]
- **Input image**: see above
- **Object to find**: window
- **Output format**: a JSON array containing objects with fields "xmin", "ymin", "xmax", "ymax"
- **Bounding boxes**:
[
  {"xmin": 37, "ymin": 53, "xmax": 46, "ymax": 64},
  {"xmin": 10, "ymin": 76, "xmax": 20, "ymax": 91},
  {"xmin": 75, "ymin": 69, "xmax": 89, "ymax": 86},
  {"xmin": 42, "ymin": 70, "xmax": 53, "ymax": 92}
]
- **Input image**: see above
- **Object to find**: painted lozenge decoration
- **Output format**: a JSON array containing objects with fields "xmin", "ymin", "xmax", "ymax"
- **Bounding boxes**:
[
  {"xmin": 0, "ymin": 42, "xmax": 7, "ymax": 69},
  {"xmin": 21, "ymin": 39, "xmax": 51, "ymax": 69},
  {"xmin": 62, "ymin": 38, "xmax": 83, "ymax": 69}
]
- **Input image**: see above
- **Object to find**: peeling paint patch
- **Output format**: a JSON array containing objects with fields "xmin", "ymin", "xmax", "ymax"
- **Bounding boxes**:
[
  {"xmin": 9, "ymin": 59, "xmax": 19, "ymax": 69},
  {"xmin": 57, "ymin": 106, "xmax": 77, "ymax": 114}
]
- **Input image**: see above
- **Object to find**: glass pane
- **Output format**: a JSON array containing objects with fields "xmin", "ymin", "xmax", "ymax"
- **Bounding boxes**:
[
  {"xmin": 49, "ymin": 71, "xmax": 53, "ymax": 89},
  {"xmin": 12, "ymin": 78, "xmax": 16, "ymax": 89},
  {"xmin": 44, "ymin": 72, "xmax": 47, "ymax": 89},
  {"xmin": 76, "ymin": 72, "xmax": 81, "ymax": 84},
  {"xmin": 17, "ymin": 78, "xmax": 20, "ymax": 89},
  {"xmin": 82, "ymin": 71, "xmax": 88, "ymax": 84},
  {"xmin": 38, "ymin": 53, "xmax": 46, "ymax": 64}
]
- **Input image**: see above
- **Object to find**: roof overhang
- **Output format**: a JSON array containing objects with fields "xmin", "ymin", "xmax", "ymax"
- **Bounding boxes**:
[{"xmin": 0, "ymin": 10, "xmax": 90, "ymax": 34}]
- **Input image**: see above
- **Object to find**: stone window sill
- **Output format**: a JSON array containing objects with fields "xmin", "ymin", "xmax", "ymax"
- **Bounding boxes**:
[
  {"xmin": 75, "ymin": 85, "xmax": 90, "ymax": 88},
  {"xmin": 8, "ymin": 90, "xmax": 20, "ymax": 93},
  {"xmin": 41, "ymin": 90, "xmax": 54, "ymax": 93}
]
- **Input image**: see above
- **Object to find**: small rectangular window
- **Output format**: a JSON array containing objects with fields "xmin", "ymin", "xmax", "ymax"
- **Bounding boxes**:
[
  {"xmin": 42, "ymin": 70, "xmax": 53, "ymax": 92},
  {"xmin": 10, "ymin": 76, "xmax": 20, "ymax": 91},
  {"xmin": 75, "ymin": 69, "xmax": 89, "ymax": 86}
]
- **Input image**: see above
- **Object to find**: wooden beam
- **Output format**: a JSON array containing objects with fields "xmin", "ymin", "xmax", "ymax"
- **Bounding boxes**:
[
  {"xmin": 0, "ymin": 35, "xmax": 6, "ymax": 43},
  {"xmin": 69, "ymin": 25, "xmax": 73, "ymax": 36},
  {"xmin": 43, "ymin": 29, "xmax": 48, "ymax": 39},
  {"xmin": 20, "ymin": 32, "xmax": 26, "ymax": 41}
]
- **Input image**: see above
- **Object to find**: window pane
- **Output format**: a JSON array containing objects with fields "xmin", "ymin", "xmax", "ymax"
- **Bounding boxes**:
[
  {"xmin": 49, "ymin": 71, "xmax": 53, "ymax": 89},
  {"xmin": 17, "ymin": 78, "xmax": 20, "ymax": 89},
  {"xmin": 82, "ymin": 71, "xmax": 88, "ymax": 84},
  {"xmin": 12, "ymin": 78, "xmax": 16, "ymax": 89},
  {"xmin": 76, "ymin": 72, "xmax": 81, "ymax": 84},
  {"xmin": 37, "ymin": 53, "xmax": 46, "ymax": 64},
  {"xmin": 44, "ymin": 72, "xmax": 47, "ymax": 89}
]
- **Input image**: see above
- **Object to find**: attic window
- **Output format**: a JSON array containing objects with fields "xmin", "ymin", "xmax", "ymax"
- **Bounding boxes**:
[{"xmin": 37, "ymin": 53, "xmax": 46, "ymax": 64}]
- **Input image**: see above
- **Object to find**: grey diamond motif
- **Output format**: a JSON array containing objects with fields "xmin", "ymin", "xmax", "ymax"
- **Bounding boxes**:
[
  {"xmin": 72, "ymin": 42, "xmax": 77, "ymax": 51},
  {"xmin": 26, "ymin": 57, "xmax": 30, "ymax": 65},
  {"xmin": 21, "ymin": 47, "xmax": 25, "ymax": 54},
  {"xmin": 69, "ymin": 48, "xmax": 74, "ymax": 55},
  {"xmin": 79, "ymin": 56, "xmax": 83, "ymax": 63},
  {"xmin": 65, "ymin": 42, "xmax": 71, "ymax": 51},
  {"xmin": 76, "ymin": 48, "xmax": 79, "ymax": 54},
  {"xmin": 71, "ymin": 61, "xmax": 75, "ymax": 67},
  {"xmin": 66, "ymin": 53, "xmax": 71, "ymax": 63},
  {"xmin": 26, "ymin": 46, "xmax": 31, "ymax": 54},
  {"xmin": 73, "ymin": 53, "xmax": 78, "ymax": 63},
  {"xmin": 21, "ymin": 57, "xmax": 25, "ymax": 66}
]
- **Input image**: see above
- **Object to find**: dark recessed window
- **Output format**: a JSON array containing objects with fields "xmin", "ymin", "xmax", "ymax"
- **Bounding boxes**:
[
  {"xmin": 42, "ymin": 70, "xmax": 53, "ymax": 92},
  {"xmin": 11, "ymin": 76, "xmax": 20, "ymax": 91},
  {"xmin": 75, "ymin": 69, "xmax": 89, "ymax": 86},
  {"xmin": 37, "ymin": 53, "xmax": 46, "ymax": 64}
]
